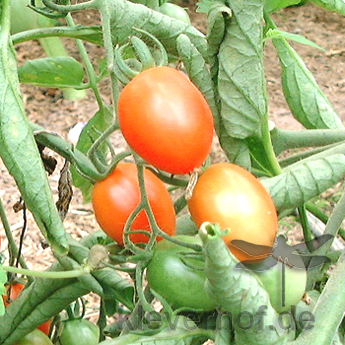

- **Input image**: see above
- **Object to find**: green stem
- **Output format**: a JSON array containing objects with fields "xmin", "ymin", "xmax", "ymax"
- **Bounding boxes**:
[
  {"xmin": 2, "ymin": 265, "xmax": 91, "ymax": 278},
  {"xmin": 294, "ymin": 250, "xmax": 345, "ymax": 345},
  {"xmin": 271, "ymin": 127, "xmax": 345, "ymax": 155},
  {"xmin": 65, "ymin": 14, "xmax": 103, "ymax": 107},
  {"xmin": 11, "ymin": 26, "xmax": 102, "ymax": 46},
  {"xmin": 41, "ymin": 0, "xmax": 97, "ymax": 12},
  {"xmin": 261, "ymin": 116, "xmax": 283, "ymax": 175},
  {"xmin": 29, "ymin": 122, "xmax": 105, "ymax": 181},
  {"xmin": 298, "ymin": 205, "xmax": 315, "ymax": 252},
  {"xmin": 0, "ymin": 198, "xmax": 30, "ymax": 277}
]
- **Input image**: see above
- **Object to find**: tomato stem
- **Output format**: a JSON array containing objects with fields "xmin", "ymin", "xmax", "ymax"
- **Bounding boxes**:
[{"xmin": 2, "ymin": 265, "xmax": 91, "ymax": 279}]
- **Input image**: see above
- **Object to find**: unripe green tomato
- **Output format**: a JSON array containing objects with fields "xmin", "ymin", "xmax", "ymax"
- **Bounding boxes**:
[
  {"xmin": 14, "ymin": 329, "xmax": 53, "ymax": 345},
  {"xmin": 146, "ymin": 235, "xmax": 217, "ymax": 311},
  {"xmin": 159, "ymin": 2, "xmax": 191, "ymax": 24},
  {"xmin": 252, "ymin": 256, "xmax": 307, "ymax": 313},
  {"xmin": 58, "ymin": 319, "xmax": 99, "ymax": 345}
]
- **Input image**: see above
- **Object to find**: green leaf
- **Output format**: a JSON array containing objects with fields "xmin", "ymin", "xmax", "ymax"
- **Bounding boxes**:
[
  {"xmin": 261, "ymin": 154, "xmax": 345, "ymax": 212},
  {"xmin": 18, "ymin": 56, "xmax": 84, "ymax": 88},
  {"xmin": 70, "ymin": 106, "xmax": 114, "ymax": 204},
  {"xmin": 206, "ymin": 1, "xmax": 231, "ymax": 85},
  {"xmin": 97, "ymin": 315, "xmax": 211, "ymax": 345},
  {"xmin": 265, "ymin": 29, "xmax": 325, "ymax": 51},
  {"xmin": 196, "ymin": 0, "xmax": 214, "ymax": 13},
  {"xmin": 0, "ymin": 8, "xmax": 68, "ymax": 256},
  {"xmin": 176, "ymin": 34, "xmax": 220, "ymax": 134},
  {"xmin": 218, "ymin": 127, "xmax": 251, "ymax": 170},
  {"xmin": 0, "ymin": 263, "xmax": 90, "ymax": 345},
  {"xmin": 107, "ymin": 0, "xmax": 208, "ymax": 60},
  {"xmin": 273, "ymin": 37, "xmax": 344, "ymax": 130},
  {"xmin": 264, "ymin": 0, "xmax": 301, "ymax": 13},
  {"xmin": 309, "ymin": 0, "xmax": 345, "ymax": 15},
  {"xmin": 217, "ymin": 0, "xmax": 267, "ymax": 139},
  {"xmin": 0, "ymin": 266, "xmax": 6, "ymax": 316}
]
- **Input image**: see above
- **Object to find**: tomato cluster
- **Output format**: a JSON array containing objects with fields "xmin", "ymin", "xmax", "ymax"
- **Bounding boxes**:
[{"xmin": 91, "ymin": 66, "xmax": 305, "ymax": 314}]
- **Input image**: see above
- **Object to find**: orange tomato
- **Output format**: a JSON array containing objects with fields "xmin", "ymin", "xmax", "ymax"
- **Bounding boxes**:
[
  {"xmin": 188, "ymin": 163, "xmax": 278, "ymax": 262},
  {"xmin": 118, "ymin": 66, "xmax": 214, "ymax": 175},
  {"xmin": 92, "ymin": 162, "xmax": 176, "ymax": 245}
]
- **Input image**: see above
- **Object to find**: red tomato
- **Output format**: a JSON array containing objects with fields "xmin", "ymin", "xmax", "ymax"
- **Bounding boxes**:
[
  {"xmin": 92, "ymin": 162, "xmax": 176, "ymax": 245},
  {"xmin": 188, "ymin": 163, "xmax": 278, "ymax": 262},
  {"xmin": 118, "ymin": 66, "xmax": 214, "ymax": 175},
  {"xmin": 2, "ymin": 283, "xmax": 52, "ymax": 336}
]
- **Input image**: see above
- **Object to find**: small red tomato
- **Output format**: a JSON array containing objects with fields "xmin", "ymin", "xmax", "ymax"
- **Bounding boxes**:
[
  {"xmin": 188, "ymin": 163, "xmax": 278, "ymax": 262},
  {"xmin": 92, "ymin": 162, "xmax": 176, "ymax": 245},
  {"xmin": 118, "ymin": 66, "xmax": 214, "ymax": 175}
]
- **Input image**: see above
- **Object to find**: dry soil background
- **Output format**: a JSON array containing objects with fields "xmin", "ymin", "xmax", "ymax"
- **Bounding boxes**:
[{"xmin": 1, "ymin": 0, "xmax": 345, "ymax": 323}]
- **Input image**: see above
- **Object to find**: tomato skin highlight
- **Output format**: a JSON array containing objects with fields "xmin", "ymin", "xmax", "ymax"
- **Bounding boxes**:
[
  {"xmin": 118, "ymin": 66, "xmax": 214, "ymax": 175},
  {"xmin": 92, "ymin": 162, "xmax": 176, "ymax": 245},
  {"xmin": 188, "ymin": 163, "xmax": 278, "ymax": 262},
  {"xmin": 146, "ymin": 235, "xmax": 217, "ymax": 311}
]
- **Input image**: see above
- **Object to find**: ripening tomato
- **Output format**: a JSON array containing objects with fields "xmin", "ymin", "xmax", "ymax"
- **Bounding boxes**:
[
  {"xmin": 92, "ymin": 162, "xmax": 176, "ymax": 245},
  {"xmin": 118, "ymin": 66, "xmax": 214, "ymax": 175},
  {"xmin": 188, "ymin": 163, "xmax": 278, "ymax": 262},
  {"xmin": 2, "ymin": 283, "xmax": 52, "ymax": 336}
]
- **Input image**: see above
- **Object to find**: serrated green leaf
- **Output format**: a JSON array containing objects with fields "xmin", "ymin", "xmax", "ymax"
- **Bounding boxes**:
[
  {"xmin": 0, "ymin": 263, "xmax": 90, "ymax": 345},
  {"xmin": 273, "ymin": 37, "xmax": 344, "ymax": 130},
  {"xmin": 264, "ymin": 0, "xmax": 301, "ymax": 13},
  {"xmin": 309, "ymin": 0, "xmax": 345, "ymax": 15},
  {"xmin": 218, "ymin": 0, "xmax": 267, "ymax": 139},
  {"xmin": 176, "ymin": 34, "xmax": 220, "ymax": 133},
  {"xmin": 18, "ymin": 56, "xmax": 84, "ymax": 88},
  {"xmin": 265, "ymin": 29, "xmax": 325, "ymax": 51},
  {"xmin": 107, "ymin": 0, "xmax": 208, "ymax": 60},
  {"xmin": 261, "ymin": 154, "xmax": 345, "ymax": 212},
  {"xmin": 206, "ymin": 1, "xmax": 230, "ymax": 81},
  {"xmin": 0, "ymin": 11, "xmax": 68, "ymax": 256},
  {"xmin": 196, "ymin": 0, "xmax": 214, "ymax": 13},
  {"xmin": 98, "ymin": 315, "xmax": 210, "ymax": 345},
  {"xmin": 70, "ymin": 106, "xmax": 114, "ymax": 204},
  {"xmin": 219, "ymin": 128, "xmax": 251, "ymax": 170}
]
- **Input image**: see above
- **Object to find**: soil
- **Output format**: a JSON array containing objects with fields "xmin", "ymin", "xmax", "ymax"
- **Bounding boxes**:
[{"xmin": 1, "ymin": 0, "xmax": 345, "ymax": 329}]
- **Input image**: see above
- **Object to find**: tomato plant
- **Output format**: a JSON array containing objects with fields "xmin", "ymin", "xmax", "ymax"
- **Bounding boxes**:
[
  {"xmin": 2, "ymin": 0, "xmax": 345, "ymax": 344},
  {"xmin": 118, "ymin": 66, "xmax": 214, "ymax": 175},
  {"xmin": 188, "ymin": 163, "xmax": 278, "ymax": 262},
  {"xmin": 146, "ymin": 235, "xmax": 217, "ymax": 311},
  {"xmin": 13, "ymin": 329, "xmax": 53, "ymax": 345},
  {"xmin": 92, "ymin": 162, "xmax": 176, "ymax": 245},
  {"xmin": 57, "ymin": 319, "xmax": 99, "ymax": 345}
]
